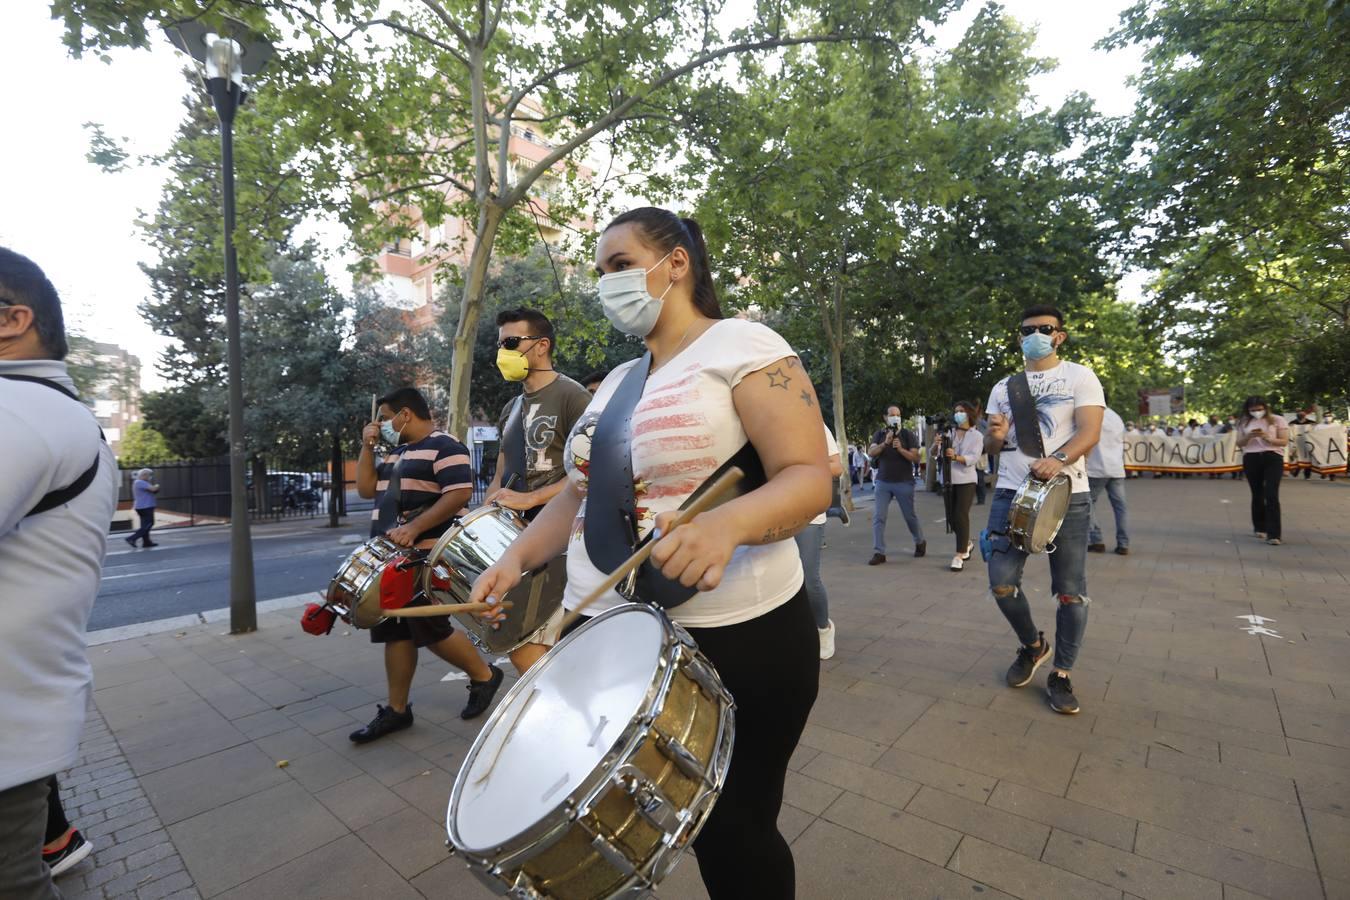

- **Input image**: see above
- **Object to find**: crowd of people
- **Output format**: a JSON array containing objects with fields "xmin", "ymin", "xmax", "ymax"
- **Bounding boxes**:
[{"xmin": 4, "ymin": 213, "xmax": 1345, "ymax": 900}]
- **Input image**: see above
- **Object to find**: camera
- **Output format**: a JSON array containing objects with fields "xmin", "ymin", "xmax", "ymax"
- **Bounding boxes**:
[{"xmin": 925, "ymin": 414, "xmax": 949, "ymax": 430}]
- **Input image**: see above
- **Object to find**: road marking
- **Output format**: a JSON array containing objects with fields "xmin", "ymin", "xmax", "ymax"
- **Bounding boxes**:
[
  {"xmin": 101, "ymin": 564, "xmax": 204, "ymax": 580},
  {"xmin": 1236, "ymin": 615, "xmax": 1276, "ymax": 625},
  {"xmin": 1241, "ymin": 624, "xmax": 1283, "ymax": 638}
]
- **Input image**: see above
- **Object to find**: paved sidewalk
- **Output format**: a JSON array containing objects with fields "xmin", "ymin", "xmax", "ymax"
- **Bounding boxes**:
[{"xmin": 55, "ymin": 476, "xmax": 1349, "ymax": 899}]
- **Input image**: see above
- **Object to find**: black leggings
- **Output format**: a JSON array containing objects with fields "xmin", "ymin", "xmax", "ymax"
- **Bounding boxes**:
[
  {"xmin": 686, "ymin": 588, "xmax": 819, "ymax": 899},
  {"xmin": 1243, "ymin": 451, "xmax": 1283, "ymax": 539},
  {"xmin": 45, "ymin": 776, "xmax": 70, "ymax": 845},
  {"xmin": 948, "ymin": 483, "xmax": 977, "ymax": 552}
]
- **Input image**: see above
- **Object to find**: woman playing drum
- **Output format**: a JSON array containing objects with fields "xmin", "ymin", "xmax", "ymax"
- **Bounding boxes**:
[{"xmin": 471, "ymin": 206, "xmax": 830, "ymax": 899}]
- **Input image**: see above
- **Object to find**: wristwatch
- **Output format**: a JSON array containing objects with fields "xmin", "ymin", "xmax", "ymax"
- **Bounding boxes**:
[{"xmin": 1051, "ymin": 451, "xmax": 1069, "ymax": 463}]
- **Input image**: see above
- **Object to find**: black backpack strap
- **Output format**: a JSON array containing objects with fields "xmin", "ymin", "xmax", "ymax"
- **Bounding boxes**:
[
  {"xmin": 1006, "ymin": 371, "xmax": 1046, "ymax": 460},
  {"xmin": 2, "ymin": 374, "xmax": 105, "ymax": 518}
]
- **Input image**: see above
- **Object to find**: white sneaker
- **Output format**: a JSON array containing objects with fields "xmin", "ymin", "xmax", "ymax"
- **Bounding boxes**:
[
  {"xmin": 961, "ymin": 542, "xmax": 974, "ymax": 560},
  {"xmin": 818, "ymin": 620, "xmax": 836, "ymax": 660},
  {"xmin": 950, "ymin": 554, "xmax": 965, "ymax": 571}
]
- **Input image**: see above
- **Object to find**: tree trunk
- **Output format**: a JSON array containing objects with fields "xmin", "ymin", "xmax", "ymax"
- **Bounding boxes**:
[
  {"xmin": 819, "ymin": 278, "xmax": 853, "ymax": 512},
  {"xmin": 328, "ymin": 427, "xmax": 342, "ymax": 529},
  {"xmin": 446, "ymin": 202, "xmax": 506, "ymax": 438}
]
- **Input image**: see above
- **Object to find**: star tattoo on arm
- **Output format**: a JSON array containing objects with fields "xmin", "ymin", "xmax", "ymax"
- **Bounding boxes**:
[
  {"xmin": 765, "ymin": 367, "xmax": 792, "ymax": 390},
  {"xmin": 800, "ymin": 389, "xmax": 814, "ymax": 408}
]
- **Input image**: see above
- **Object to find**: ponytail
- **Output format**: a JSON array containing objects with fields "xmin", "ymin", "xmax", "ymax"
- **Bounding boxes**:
[{"xmin": 604, "ymin": 207, "xmax": 723, "ymax": 320}]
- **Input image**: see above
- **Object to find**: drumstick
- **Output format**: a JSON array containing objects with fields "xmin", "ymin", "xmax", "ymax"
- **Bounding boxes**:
[
  {"xmin": 387, "ymin": 601, "xmax": 513, "ymax": 618},
  {"xmin": 370, "ymin": 393, "xmax": 377, "ymax": 423},
  {"xmin": 558, "ymin": 466, "xmax": 744, "ymax": 630}
]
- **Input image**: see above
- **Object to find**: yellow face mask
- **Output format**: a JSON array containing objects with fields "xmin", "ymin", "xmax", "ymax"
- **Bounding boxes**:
[{"xmin": 496, "ymin": 348, "xmax": 530, "ymax": 382}]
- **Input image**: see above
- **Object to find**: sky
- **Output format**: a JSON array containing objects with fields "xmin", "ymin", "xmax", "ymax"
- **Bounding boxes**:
[{"xmin": 0, "ymin": 1, "xmax": 1143, "ymax": 392}]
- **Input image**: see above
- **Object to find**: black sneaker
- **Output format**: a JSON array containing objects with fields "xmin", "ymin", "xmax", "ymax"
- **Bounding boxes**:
[
  {"xmin": 1005, "ymin": 634, "xmax": 1052, "ymax": 688},
  {"xmin": 349, "ymin": 704, "xmax": 414, "ymax": 744},
  {"xmin": 124, "ymin": 536, "xmax": 138, "ymax": 548},
  {"xmin": 1087, "ymin": 543, "xmax": 1106, "ymax": 553},
  {"xmin": 839, "ymin": 507, "xmax": 851, "ymax": 527},
  {"xmin": 914, "ymin": 541, "xmax": 927, "ymax": 558},
  {"xmin": 868, "ymin": 553, "xmax": 886, "ymax": 566},
  {"xmin": 1047, "ymin": 672, "xmax": 1080, "ymax": 714},
  {"xmin": 142, "ymin": 541, "xmax": 159, "ymax": 548},
  {"xmin": 43, "ymin": 829, "xmax": 92, "ymax": 877},
  {"xmin": 461, "ymin": 665, "xmax": 504, "ymax": 719}
]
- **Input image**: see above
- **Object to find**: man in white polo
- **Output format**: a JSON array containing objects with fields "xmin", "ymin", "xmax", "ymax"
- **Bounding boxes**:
[{"xmin": 0, "ymin": 247, "xmax": 118, "ymax": 896}]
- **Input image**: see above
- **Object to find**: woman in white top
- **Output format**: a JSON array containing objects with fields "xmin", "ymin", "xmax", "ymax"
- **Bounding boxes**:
[
  {"xmin": 1235, "ymin": 395, "xmax": 1289, "ymax": 545},
  {"xmin": 934, "ymin": 400, "xmax": 985, "ymax": 570},
  {"xmin": 470, "ymin": 207, "xmax": 831, "ymax": 899}
]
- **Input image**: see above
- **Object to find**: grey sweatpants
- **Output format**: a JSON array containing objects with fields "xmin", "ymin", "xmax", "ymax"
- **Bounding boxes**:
[{"xmin": 0, "ymin": 776, "xmax": 59, "ymax": 899}]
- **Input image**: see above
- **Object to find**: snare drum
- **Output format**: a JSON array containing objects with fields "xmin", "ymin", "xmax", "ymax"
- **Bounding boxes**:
[
  {"xmin": 325, "ymin": 536, "xmax": 404, "ymax": 629},
  {"xmin": 1007, "ymin": 474, "xmax": 1071, "ymax": 553},
  {"xmin": 447, "ymin": 603, "xmax": 735, "ymax": 899},
  {"xmin": 423, "ymin": 505, "xmax": 566, "ymax": 654}
]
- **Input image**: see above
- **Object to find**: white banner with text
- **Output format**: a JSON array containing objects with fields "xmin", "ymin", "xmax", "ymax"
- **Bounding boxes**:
[{"xmin": 1123, "ymin": 425, "xmax": 1348, "ymax": 474}]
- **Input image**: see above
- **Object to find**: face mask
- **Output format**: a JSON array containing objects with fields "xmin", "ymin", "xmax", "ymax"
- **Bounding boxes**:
[
  {"xmin": 1020, "ymin": 331, "xmax": 1056, "ymax": 361},
  {"xmin": 886, "ymin": 416, "xmax": 902, "ymax": 427},
  {"xmin": 1325, "ymin": 416, "xmax": 1334, "ymax": 423},
  {"xmin": 953, "ymin": 412, "xmax": 968, "ymax": 426},
  {"xmin": 379, "ymin": 414, "xmax": 403, "ymax": 446},
  {"xmin": 1250, "ymin": 409, "xmax": 1266, "ymax": 419},
  {"xmin": 596, "ymin": 251, "xmax": 674, "ymax": 337},
  {"xmin": 496, "ymin": 348, "xmax": 530, "ymax": 382}
]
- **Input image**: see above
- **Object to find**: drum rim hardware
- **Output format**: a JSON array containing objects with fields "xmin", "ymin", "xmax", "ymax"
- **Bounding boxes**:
[{"xmin": 1007, "ymin": 473, "xmax": 1071, "ymax": 554}]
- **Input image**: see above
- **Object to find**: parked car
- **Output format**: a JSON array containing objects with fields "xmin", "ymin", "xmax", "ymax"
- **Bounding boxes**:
[{"xmin": 246, "ymin": 472, "xmax": 324, "ymax": 512}]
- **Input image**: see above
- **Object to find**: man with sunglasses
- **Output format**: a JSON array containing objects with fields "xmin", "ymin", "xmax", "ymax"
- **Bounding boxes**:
[
  {"xmin": 983, "ymin": 305, "xmax": 1104, "ymax": 715},
  {"xmin": 483, "ymin": 308, "xmax": 591, "ymax": 670},
  {"xmin": 0, "ymin": 248, "xmax": 118, "ymax": 895}
]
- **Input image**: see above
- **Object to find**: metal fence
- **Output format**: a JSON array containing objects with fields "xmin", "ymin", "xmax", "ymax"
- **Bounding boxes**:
[{"xmin": 114, "ymin": 458, "xmax": 340, "ymax": 530}]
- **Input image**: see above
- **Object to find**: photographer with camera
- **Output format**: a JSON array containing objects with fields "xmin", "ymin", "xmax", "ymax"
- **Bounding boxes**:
[
  {"xmin": 867, "ymin": 405, "xmax": 926, "ymax": 564},
  {"xmin": 932, "ymin": 402, "xmax": 984, "ymax": 571}
]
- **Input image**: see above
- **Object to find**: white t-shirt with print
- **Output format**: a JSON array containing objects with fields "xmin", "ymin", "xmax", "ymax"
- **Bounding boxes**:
[
  {"xmin": 562, "ymin": 318, "xmax": 805, "ymax": 628},
  {"xmin": 1087, "ymin": 407, "xmax": 1126, "ymax": 479},
  {"xmin": 810, "ymin": 426, "xmax": 840, "ymax": 526},
  {"xmin": 986, "ymin": 361, "xmax": 1105, "ymax": 494}
]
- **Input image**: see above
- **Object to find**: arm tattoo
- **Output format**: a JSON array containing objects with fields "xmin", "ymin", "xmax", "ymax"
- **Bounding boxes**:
[
  {"xmin": 761, "ymin": 524, "xmax": 794, "ymax": 542},
  {"xmin": 800, "ymin": 389, "xmax": 814, "ymax": 408},
  {"xmin": 765, "ymin": 367, "xmax": 792, "ymax": 390},
  {"xmin": 786, "ymin": 357, "xmax": 800, "ymax": 369}
]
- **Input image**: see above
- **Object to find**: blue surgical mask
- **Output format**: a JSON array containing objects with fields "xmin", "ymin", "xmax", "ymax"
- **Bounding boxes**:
[
  {"xmin": 953, "ymin": 411, "xmax": 968, "ymax": 426},
  {"xmin": 379, "ymin": 416, "xmax": 402, "ymax": 446},
  {"xmin": 1021, "ymin": 331, "xmax": 1056, "ymax": 360},
  {"xmin": 596, "ymin": 251, "xmax": 674, "ymax": 337}
]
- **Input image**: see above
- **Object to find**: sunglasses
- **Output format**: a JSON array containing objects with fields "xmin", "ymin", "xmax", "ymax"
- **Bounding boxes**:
[
  {"xmin": 497, "ymin": 335, "xmax": 542, "ymax": 350},
  {"xmin": 1019, "ymin": 324, "xmax": 1060, "ymax": 336}
]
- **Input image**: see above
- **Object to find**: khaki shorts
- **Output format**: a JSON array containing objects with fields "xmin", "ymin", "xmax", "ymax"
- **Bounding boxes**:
[{"xmin": 527, "ymin": 606, "xmax": 566, "ymax": 647}]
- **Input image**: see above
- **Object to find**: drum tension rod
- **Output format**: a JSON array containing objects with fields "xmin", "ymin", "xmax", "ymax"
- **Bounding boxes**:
[{"xmin": 654, "ymin": 730, "xmax": 707, "ymax": 783}]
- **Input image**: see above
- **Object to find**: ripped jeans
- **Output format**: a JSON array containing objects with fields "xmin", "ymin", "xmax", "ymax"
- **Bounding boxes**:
[{"xmin": 986, "ymin": 489, "xmax": 1091, "ymax": 671}]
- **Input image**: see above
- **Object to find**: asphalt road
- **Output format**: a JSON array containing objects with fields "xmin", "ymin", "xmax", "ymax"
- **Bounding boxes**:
[{"xmin": 92, "ymin": 518, "xmax": 368, "ymax": 631}]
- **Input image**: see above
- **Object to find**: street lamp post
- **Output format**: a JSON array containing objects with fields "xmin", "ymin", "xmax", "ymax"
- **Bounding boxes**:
[{"xmin": 165, "ymin": 19, "xmax": 273, "ymax": 634}]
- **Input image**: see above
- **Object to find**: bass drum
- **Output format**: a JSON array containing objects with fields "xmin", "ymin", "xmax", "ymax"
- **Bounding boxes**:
[
  {"xmin": 447, "ymin": 603, "xmax": 735, "ymax": 899},
  {"xmin": 1007, "ymin": 474, "xmax": 1071, "ymax": 554},
  {"xmin": 422, "ymin": 505, "xmax": 566, "ymax": 654}
]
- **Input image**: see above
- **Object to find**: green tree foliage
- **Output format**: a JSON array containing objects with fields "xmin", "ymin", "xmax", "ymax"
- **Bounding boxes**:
[
  {"xmin": 57, "ymin": 0, "xmax": 929, "ymax": 436},
  {"xmin": 1103, "ymin": 0, "xmax": 1350, "ymax": 412},
  {"xmin": 141, "ymin": 386, "xmax": 228, "ymax": 458},
  {"xmin": 117, "ymin": 421, "xmax": 176, "ymax": 467},
  {"xmin": 695, "ymin": 3, "xmax": 1125, "ymax": 460}
]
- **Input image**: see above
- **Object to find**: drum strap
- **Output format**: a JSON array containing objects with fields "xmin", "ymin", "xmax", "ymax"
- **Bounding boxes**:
[
  {"xmin": 585, "ymin": 354, "xmax": 767, "ymax": 609},
  {"xmin": 499, "ymin": 395, "xmax": 527, "ymax": 493},
  {"xmin": 1006, "ymin": 371, "xmax": 1046, "ymax": 460},
  {"xmin": 2, "ymin": 374, "xmax": 105, "ymax": 518},
  {"xmin": 372, "ymin": 455, "xmax": 402, "ymax": 538}
]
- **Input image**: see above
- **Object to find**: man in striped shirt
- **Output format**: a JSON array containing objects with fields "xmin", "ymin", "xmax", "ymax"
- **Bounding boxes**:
[{"xmin": 352, "ymin": 388, "xmax": 502, "ymax": 744}]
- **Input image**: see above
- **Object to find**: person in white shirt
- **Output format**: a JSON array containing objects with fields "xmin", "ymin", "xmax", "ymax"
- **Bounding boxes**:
[
  {"xmin": 1086, "ymin": 406, "xmax": 1129, "ymax": 555},
  {"xmin": 470, "ymin": 207, "xmax": 830, "ymax": 899},
  {"xmin": 0, "ymin": 248, "xmax": 118, "ymax": 894},
  {"xmin": 933, "ymin": 401, "xmax": 985, "ymax": 571},
  {"xmin": 796, "ymin": 424, "xmax": 844, "ymax": 658},
  {"xmin": 984, "ymin": 305, "xmax": 1104, "ymax": 716}
]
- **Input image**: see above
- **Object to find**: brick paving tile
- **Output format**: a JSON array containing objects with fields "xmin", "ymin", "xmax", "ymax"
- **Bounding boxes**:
[{"xmin": 64, "ymin": 478, "xmax": 1350, "ymax": 898}]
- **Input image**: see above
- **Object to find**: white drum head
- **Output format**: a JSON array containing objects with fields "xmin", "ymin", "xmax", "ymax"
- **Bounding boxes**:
[{"xmin": 452, "ymin": 606, "xmax": 664, "ymax": 851}]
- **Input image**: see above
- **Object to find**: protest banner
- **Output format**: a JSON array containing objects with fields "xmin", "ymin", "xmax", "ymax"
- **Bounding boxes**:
[{"xmin": 1124, "ymin": 425, "xmax": 1348, "ymax": 475}]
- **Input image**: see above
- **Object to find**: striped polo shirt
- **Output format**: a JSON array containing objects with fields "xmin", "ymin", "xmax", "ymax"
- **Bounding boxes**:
[{"xmin": 370, "ymin": 430, "xmax": 474, "ymax": 545}]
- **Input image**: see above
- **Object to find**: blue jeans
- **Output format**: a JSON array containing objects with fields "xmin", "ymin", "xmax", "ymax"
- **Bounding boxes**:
[
  {"xmin": 1087, "ymin": 477, "xmax": 1129, "ymax": 548},
  {"xmin": 794, "ymin": 524, "xmax": 829, "ymax": 628},
  {"xmin": 986, "ymin": 489, "xmax": 1091, "ymax": 671},
  {"xmin": 872, "ymin": 478, "xmax": 924, "ymax": 554}
]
